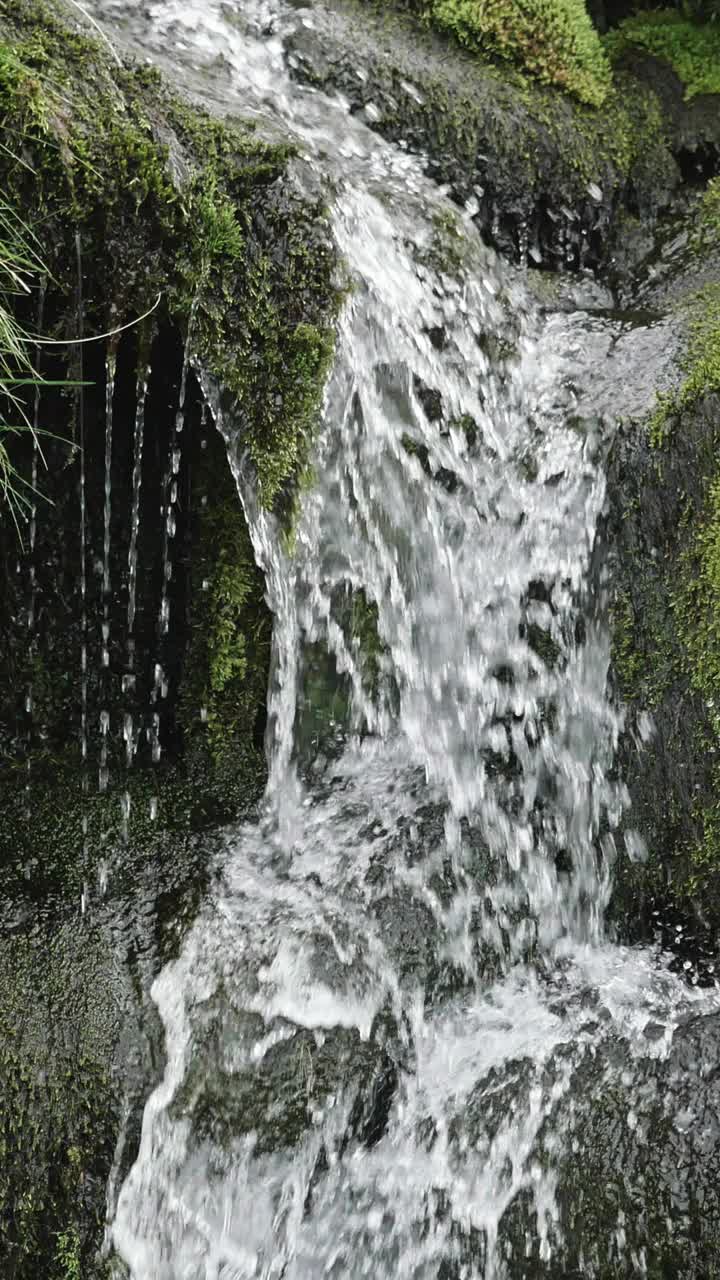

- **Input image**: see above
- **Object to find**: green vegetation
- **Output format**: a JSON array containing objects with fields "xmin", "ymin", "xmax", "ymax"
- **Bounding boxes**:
[
  {"xmin": 0, "ymin": 931, "xmax": 115, "ymax": 1280},
  {"xmin": 179, "ymin": 428, "xmax": 272, "ymax": 767},
  {"xmin": 700, "ymin": 175, "xmax": 720, "ymax": 238},
  {"xmin": 424, "ymin": 0, "xmax": 612, "ymax": 105},
  {"xmin": 672, "ymin": 472, "xmax": 720, "ymax": 711},
  {"xmin": 670, "ymin": 476, "xmax": 720, "ymax": 897},
  {"xmin": 650, "ymin": 283, "xmax": 720, "ymax": 445},
  {"xmin": 55, "ymin": 1227, "xmax": 82, "ymax": 1280},
  {"xmin": 605, "ymin": 9, "xmax": 720, "ymax": 99}
]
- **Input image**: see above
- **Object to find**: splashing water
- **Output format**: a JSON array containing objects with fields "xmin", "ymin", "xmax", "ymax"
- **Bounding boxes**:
[{"xmin": 97, "ymin": 0, "xmax": 720, "ymax": 1275}]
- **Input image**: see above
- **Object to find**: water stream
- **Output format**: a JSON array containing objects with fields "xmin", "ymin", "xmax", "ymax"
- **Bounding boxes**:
[{"xmin": 76, "ymin": 0, "xmax": 720, "ymax": 1274}]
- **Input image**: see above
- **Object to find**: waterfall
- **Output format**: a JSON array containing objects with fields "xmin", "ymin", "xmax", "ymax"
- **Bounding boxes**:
[{"xmin": 104, "ymin": 1, "xmax": 720, "ymax": 1276}]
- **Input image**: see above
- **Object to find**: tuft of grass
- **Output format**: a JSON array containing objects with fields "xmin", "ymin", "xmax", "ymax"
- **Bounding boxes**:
[
  {"xmin": 425, "ymin": 0, "xmax": 612, "ymax": 105},
  {"xmin": 604, "ymin": 9, "xmax": 720, "ymax": 99},
  {"xmin": 0, "ymin": 190, "xmax": 45, "ymax": 518}
]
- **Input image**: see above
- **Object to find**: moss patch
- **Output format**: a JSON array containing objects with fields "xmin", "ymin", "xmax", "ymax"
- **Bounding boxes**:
[
  {"xmin": 0, "ymin": 929, "xmax": 118, "ymax": 1280},
  {"xmin": 413, "ymin": 0, "xmax": 612, "ymax": 105},
  {"xmin": 650, "ymin": 283, "xmax": 720, "ymax": 444},
  {"xmin": 178, "ymin": 424, "xmax": 272, "ymax": 769},
  {"xmin": 672, "ymin": 472, "xmax": 720, "ymax": 712},
  {"xmin": 605, "ymin": 9, "xmax": 720, "ymax": 100},
  {"xmin": 699, "ymin": 175, "xmax": 720, "ymax": 238}
]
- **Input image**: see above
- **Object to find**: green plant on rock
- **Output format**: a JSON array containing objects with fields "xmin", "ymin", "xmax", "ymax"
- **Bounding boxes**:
[
  {"xmin": 650, "ymin": 283, "xmax": 720, "ymax": 444},
  {"xmin": 700, "ymin": 176, "xmax": 720, "ymax": 238},
  {"xmin": 672, "ymin": 472, "xmax": 720, "ymax": 714},
  {"xmin": 426, "ymin": 0, "xmax": 612, "ymax": 105},
  {"xmin": 604, "ymin": 9, "xmax": 720, "ymax": 99},
  {"xmin": 55, "ymin": 1226, "xmax": 81, "ymax": 1280}
]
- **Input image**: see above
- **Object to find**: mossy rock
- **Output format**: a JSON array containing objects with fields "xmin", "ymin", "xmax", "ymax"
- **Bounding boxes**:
[
  {"xmin": 287, "ymin": 0, "xmax": 711, "ymax": 276},
  {"xmin": 415, "ymin": 0, "xmax": 612, "ymax": 106},
  {"xmin": 605, "ymin": 8, "xmax": 720, "ymax": 100}
]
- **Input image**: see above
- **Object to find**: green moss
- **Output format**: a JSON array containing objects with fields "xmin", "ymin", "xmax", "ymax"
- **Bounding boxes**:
[
  {"xmin": 0, "ymin": 975, "xmax": 114, "ymax": 1279},
  {"xmin": 605, "ymin": 9, "xmax": 720, "ymax": 100},
  {"xmin": 672, "ymin": 472, "xmax": 720, "ymax": 709},
  {"xmin": 351, "ymin": 587, "xmax": 385, "ymax": 696},
  {"xmin": 699, "ymin": 175, "xmax": 720, "ymax": 238},
  {"xmin": 650, "ymin": 283, "xmax": 720, "ymax": 445},
  {"xmin": 179, "ymin": 452, "xmax": 271, "ymax": 766},
  {"xmin": 425, "ymin": 0, "xmax": 612, "ymax": 105}
]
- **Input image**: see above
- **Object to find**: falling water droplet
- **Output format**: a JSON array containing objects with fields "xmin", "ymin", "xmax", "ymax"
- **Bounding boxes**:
[{"xmin": 128, "ymin": 357, "xmax": 151, "ymax": 641}]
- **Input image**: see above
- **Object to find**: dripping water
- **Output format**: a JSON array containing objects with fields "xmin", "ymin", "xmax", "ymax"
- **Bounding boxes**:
[
  {"xmin": 127, "ymin": 346, "xmax": 151, "ymax": 655},
  {"xmin": 24, "ymin": 278, "xmax": 46, "ymax": 814},
  {"xmin": 122, "ymin": 339, "xmax": 153, "ymax": 839},
  {"xmin": 99, "ymin": 336, "xmax": 118, "ymax": 796},
  {"xmin": 158, "ymin": 312, "xmax": 193, "ymax": 640},
  {"xmin": 149, "ymin": 309, "xmax": 195, "ymax": 790}
]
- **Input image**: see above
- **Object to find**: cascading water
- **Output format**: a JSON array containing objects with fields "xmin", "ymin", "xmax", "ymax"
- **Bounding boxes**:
[{"xmin": 88, "ymin": 0, "xmax": 720, "ymax": 1274}]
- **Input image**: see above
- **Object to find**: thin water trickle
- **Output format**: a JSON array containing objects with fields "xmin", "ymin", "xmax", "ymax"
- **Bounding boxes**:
[
  {"xmin": 24, "ymin": 278, "xmax": 46, "ymax": 811},
  {"xmin": 98, "ymin": 338, "xmax": 119, "ymax": 797},
  {"xmin": 120, "ymin": 344, "xmax": 153, "ymax": 842},
  {"xmin": 127, "ymin": 350, "xmax": 151, "ymax": 646},
  {"xmin": 147, "ymin": 315, "xmax": 195, "ymax": 810},
  {"xmin": 96, "ymin": 1, "xmax": 720, "ymax": 1276},
  {"xmin": 158, "ymin": 312, "xmax": 194, "ymax": 643},
  {"xmin": 103, "ymin": 340, "xmax": 117, "ymax": 670}
]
